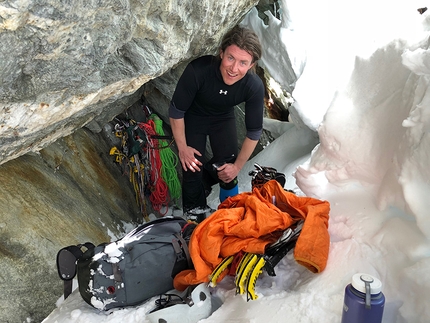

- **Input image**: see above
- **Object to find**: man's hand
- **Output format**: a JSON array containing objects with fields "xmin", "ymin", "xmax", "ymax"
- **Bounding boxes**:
[
  {"xmin": 170, "ymin": 117, "xmax": 202, "ymax": 172},
  {"xmin": 217, "ymin": 163, "xmax": 239, "ymax": 183},
  {"xmin": 178, "ymin": 146, "xmax": 202, "ymax": 172}
]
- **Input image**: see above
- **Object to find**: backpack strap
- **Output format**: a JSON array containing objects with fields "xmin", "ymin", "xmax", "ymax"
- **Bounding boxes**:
[
  {"xmin": 177, "ymin": 233, "xmax": 192, "ymax": 268},
  {"xmin": 171, "ymin": 233, "xmax": 192, "ymax": 278},
  {"xmin": 56, "ymin": 242, "xmax": 95, "ymax": 299}
]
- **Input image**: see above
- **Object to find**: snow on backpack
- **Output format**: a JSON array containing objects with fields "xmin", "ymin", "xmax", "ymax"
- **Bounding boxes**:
[{"xmin": 56, "ymin": 216, "xmax": 194, "ymax": 311}]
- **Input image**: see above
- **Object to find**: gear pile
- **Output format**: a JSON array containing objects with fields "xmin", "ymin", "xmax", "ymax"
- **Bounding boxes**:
[
  {"xmin": 109, "ymin": 106, "xmax": 180, "ymax": 220},
  {"xmin": 208, "ymin": 220, "xmax": 303, "ymax": 301},
  {"xmin": 249, "ymin": 163, "xmax": 286, "ymax": 190}
]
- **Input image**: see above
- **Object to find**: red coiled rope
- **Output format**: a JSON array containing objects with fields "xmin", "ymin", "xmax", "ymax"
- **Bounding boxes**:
[{"xmin": 138, "ymin": 120, "xmax": 170, "ymax": 215}]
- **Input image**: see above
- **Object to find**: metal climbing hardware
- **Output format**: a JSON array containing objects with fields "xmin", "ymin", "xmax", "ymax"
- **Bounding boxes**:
[
  {"xmin": 220, "ymin": 220, "xmax": 304, "ymax": 301},
  {"xmin": 109, "ymin": 146, "xmax": 126, "ymax": 164},
  {"xmin": 109, "ymin": 103, "xmax": 181, "ymax": 219},
  {"xmin": 233, "ymin": 252, "xmax": 254, "ymax": 293},
  {"xmin": 208, "ymin": 255, "xmax": 234, "ymax": 287},
  {"xmin": 235, "ymin": 253, "xmax": 259, "ymax": 295},
  {"xmin": 205, "ymin": 220, "xmax": 303, "ymax": 301},
  {"xmin": 245, "ymin": 256, "xmax": 265, "ymax": 301},
  {"xmin": 249, "ymin": 163, "xmax": 287, "ymax": 190}
]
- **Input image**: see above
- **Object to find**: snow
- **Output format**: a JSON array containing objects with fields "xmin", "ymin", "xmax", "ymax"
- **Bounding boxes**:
[{"xmin": 43, "ymin": 1, "xmax": 430, "ymax": 322}]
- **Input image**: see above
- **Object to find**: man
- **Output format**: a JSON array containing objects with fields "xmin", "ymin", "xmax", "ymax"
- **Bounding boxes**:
[{"xmin": 169, "ymin": 25, "xmax": 264, "ymax": 222}]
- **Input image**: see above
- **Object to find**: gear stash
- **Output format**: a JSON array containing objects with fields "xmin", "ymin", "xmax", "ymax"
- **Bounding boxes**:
[{"xmin": 109, "ymin": 105, "xmax": 180, "ymax": 220}]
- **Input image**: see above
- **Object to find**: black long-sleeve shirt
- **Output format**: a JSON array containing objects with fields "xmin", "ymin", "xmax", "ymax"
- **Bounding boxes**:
[{"xmin": 169, "ymin": 55, "xmax": 264, "ymax": 140}]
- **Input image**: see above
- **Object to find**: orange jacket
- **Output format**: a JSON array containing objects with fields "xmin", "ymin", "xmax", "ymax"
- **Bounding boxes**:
[{"xmin": 173, "ymin": 180, "xmax": 330, "ymax": 291}]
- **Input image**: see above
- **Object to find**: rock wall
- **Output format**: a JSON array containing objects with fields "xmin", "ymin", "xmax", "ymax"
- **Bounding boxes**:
[{"xmin": 0, "ymin": 127, "xmax": 141, "ymax": 323}]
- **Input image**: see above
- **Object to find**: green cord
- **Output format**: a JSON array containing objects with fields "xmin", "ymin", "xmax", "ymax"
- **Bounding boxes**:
[{"xmin": 151, "ymin": 114, "xmax": 181, "ymax": 201}]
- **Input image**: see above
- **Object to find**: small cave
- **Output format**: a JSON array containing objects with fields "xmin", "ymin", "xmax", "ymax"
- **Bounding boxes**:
[{"xmin": 256, "ymin": 65, "xmax": 293, "ymax": 122}]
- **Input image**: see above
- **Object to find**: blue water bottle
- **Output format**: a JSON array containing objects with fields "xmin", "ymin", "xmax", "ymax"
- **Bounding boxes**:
[{"xmin": 341, "ymin": 273, "xmax": 385, "ymax": 323}]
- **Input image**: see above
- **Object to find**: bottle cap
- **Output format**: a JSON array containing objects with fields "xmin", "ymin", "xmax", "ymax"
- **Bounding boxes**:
[{"xmin": 351, "ymin": 273, "xmax": 382, "ymax": 294}]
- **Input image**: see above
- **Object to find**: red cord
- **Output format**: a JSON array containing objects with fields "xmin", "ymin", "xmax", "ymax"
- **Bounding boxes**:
[{"xmin": 138, "ymin": 121, "xmax": 170, "ymax": 215}]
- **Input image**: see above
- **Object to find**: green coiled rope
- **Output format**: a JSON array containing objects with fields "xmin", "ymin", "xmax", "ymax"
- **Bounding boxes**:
[{"xmin": 151, "ymin": 114, "xmax": 181, "ymax": 201}]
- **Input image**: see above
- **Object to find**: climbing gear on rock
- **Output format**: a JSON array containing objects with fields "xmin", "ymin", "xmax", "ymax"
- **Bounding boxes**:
[
  {"xmin": 151, "ymin": 114, "xmax": 181, "ymax": 201},
  {"xmin": 110, "ymin": 105, "xmax": 180, "ymax": 219}
]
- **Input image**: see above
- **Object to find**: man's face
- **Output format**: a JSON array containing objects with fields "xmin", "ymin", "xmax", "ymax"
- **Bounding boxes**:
[{"xmin": 219, "ymin": 44, "xmax": 255, "ymax": 86}]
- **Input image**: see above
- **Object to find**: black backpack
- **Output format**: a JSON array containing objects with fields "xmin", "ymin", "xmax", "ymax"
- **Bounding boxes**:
[{"xmin": 56, "ymin": 216, "xmax": 194, "ymax": 311}]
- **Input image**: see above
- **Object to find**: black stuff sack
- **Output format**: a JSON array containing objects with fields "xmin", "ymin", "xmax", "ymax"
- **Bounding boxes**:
[{"xmin": 57, "ymin": 216, "xmax": 193, "ymax": 311}]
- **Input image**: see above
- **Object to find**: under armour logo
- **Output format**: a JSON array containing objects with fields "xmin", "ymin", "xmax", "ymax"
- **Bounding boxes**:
[{"xmin": 219, "ymin": 90, "xmax": 228, "ymax": 95}]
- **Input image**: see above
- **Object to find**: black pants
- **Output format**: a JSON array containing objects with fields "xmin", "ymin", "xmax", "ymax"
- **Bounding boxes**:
[{"xmin": 182, "ymin": 113, "xmax": 238, "ymax": 211}]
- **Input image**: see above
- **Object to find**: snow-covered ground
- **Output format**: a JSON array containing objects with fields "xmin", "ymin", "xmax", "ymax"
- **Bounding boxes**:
[{"xmin": 43, "ymin": 1, "xmax": 430, "ymax": 322}]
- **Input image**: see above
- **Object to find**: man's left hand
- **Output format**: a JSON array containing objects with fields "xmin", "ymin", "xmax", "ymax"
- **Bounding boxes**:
[{"xmin": 217, "ymin": 163, "xmax": 239, "ymax": 183}]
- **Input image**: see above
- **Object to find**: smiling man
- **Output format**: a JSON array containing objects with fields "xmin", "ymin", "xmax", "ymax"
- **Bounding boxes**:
[{"xmin": 169, "ymin": 26, "xmax": 264, "ymax": 222}]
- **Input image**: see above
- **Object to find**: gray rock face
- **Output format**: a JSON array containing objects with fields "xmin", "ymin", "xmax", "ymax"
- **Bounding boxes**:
[
  {"xmin": 0, "ymin": 128, "xmax": 142, "ymax": 323},
  {"xmin": 0, "ymin": 0, "xmax": 259, "ymax": 166}
]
